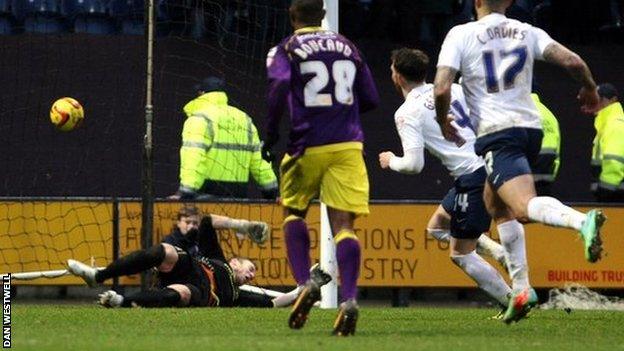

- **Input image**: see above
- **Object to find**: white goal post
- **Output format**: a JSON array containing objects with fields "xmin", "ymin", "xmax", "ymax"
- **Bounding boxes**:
[{"xmin": 319, "ymin": 0, "xmax": 340, "ymax": 309}]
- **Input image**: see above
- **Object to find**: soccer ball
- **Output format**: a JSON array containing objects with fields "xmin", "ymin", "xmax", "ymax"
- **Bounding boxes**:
[{"xmin": 50, "ymin": 97, "xmax": 84, "ymax": 132}]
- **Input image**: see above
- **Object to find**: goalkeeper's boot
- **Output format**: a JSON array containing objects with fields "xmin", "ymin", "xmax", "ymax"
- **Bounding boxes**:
[
  {"xmin": 579, "ymin": 209, "xmax": 606, "ymax": 263},
  {"xmin": 310, "ymin": 263, "xmax": 332, "ymax": 288},
  {"xmin": 67, "ymin": 259, "xmax": 98, "ymax": 287},
  {"xmin": 244, "ymin": 221, "xmax": 269, "ymax": 244},
  {"xmin": 332, "ymin": 299, "xmax": 359, "ymax": 336},
  {"xmin": 98, "ymin": 290, "xmax": 124, "ymax": 308},
  {"xmin": 502, "ymin": 288, "xmax": 538, "ymax": 324},
  {"xmin": 289, "ymin": 279, "xmax": 323, "ymax": 329}
]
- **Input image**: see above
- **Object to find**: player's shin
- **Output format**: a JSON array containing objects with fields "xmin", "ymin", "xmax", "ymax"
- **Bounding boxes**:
[
  {"xmin": 451, "ymin": 251, "xmax": 511, "ymax": 306},
  {"xmin": 527, "ymin": 196, "xmax": 585, "ymax": 230},
  {"xmin": 95, "ymin": 244, "xmax": 166, "ymax": 283},
  {"xmin": 335, "ymin": 230, "xmax": 361, "ymax": 301},
  {"xmin": 497, "ymin": 220, "xmax": 530, "ymax": 292},
  {"xmin": 121, "ymin": 288, "xmax": 181, "ymax": 308},
  {"xmin": 284, "ymin": 215, "xmax": 311, "ymax": 285}
]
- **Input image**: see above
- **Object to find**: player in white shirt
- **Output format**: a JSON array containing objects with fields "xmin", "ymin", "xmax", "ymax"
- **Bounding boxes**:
[
  {"xmin": 433, "ymin": 0, "xmax": 605, "ymax": 323},
  {"xmin": 379, "ymin": 48, "xmax": 511, "ymax": 310}
]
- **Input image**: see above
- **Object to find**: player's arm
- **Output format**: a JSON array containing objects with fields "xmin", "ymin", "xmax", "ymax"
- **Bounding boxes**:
[
  {"xmin": 263, "ymin": 45, "xmax": 291, "ymax": 159},
  {"xmin": 379, "ymin": 113, "xmax": 425, "ymax": 174},
  {"xmin": 355, "ymin": 61, "xmax": 380, "ymax": 113},
  {"xmin": 542, "ymin": 42, "xmax": 595, "ymax": 90},
  {"xmin": 434, "ymin": 66, "xmax": 455, "ymax": 123},
  {"xmin": 434, "ymin": 67, "xmax": 463, "ymax": 145},
  {"xmin": 434, "ymin": 25, "xmax": 466, "ymax": 145},
  {"xmin": 210, "ymin": 214, "xmax": 269, "ymax": 245},
  {"xmin": 235, "ymin": 287, "xmax": 302, "ymax": 308},
  {"xmin": 197, "ymin": 215, "xmax": 226, "ymax": 261},
  {"xmin": 235, "ymin": 289, "xmax": 275, "ymax": 308},
  {"xmin": 534, "ymin": 27, "xmax": 598, "ymax": 114},
  {"xmin": 379, "ymin": 147, "xmax": 425, "ymax": 174},
  {"xmin": 270, "ymin": 286, "xmax": 303, "ymax": 307}
]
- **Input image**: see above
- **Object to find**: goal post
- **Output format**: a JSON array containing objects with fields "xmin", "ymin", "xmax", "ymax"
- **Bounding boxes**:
[
  {"xmin": 141, "ymin": 0, "xmax": 156, "ymax": 291},
  {"xmin": 319, "ymin": 0, "xmax": 339, "ymax": 309}
]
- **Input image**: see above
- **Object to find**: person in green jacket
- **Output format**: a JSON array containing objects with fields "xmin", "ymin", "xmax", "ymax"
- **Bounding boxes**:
[
  {"xmin": 531, "ymin": 92, "xmax": 561, "ymax": 196},
  {"xmin": 170, "ymin": 77, "xmax": 278, "ymax": 200},
  {"xmin": 591, "ymin": 83, "xmax": 624, "ymax": 202}
]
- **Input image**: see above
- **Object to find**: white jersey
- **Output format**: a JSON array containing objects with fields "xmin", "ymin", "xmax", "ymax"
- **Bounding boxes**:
[
  {"xmin": 394, "ymin": 83, "xmax": 484, "ymax": 178},
  {"xmin": 437, "ymin": 13, "xmax": 555, "ymax": 137}
]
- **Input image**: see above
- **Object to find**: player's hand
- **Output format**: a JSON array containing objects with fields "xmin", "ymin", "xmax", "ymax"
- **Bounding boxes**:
[
  {"xmin": 379, "ymin": 151, "xmax": 395, "ymax": 169},
  {"xmin": 578, "ymin": 86, "xmax": 600, "ymax": 115},
  {"xmin": 261, "ymin": 143, "xmax": 275, "ymax": 162},
  {"xmin": 261, "ymin": 136, "xmax": 277, "ymax": 163},
  {"xmin": 440, "ymin": 115, "xmax": 466, "ymax": 147}
]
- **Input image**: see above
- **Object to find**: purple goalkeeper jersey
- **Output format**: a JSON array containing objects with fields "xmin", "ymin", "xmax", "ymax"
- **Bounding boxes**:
[{"xmin": 265, "ymin": 27, "xmax": 379, "ymax": 156}]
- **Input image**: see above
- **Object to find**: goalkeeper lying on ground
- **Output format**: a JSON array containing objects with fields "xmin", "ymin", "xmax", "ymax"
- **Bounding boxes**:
[{"xmin": 68, "ymin": 205, "xmax": 330, "ymax": 308}]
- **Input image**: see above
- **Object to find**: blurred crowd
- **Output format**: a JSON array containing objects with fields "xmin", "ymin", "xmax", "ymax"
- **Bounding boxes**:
[
  {"xmin": 339, "ymin": 0, "xmax": 624, "ymax": 49},
  {"xmin": 3, "ymin": 1, "xmax": 622, "ymax": 47}
]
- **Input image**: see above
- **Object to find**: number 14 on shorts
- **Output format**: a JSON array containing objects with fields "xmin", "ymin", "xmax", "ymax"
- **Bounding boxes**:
[{"xmin": 454, "ymin": 193, "xmax": 469, "ymax": 212}]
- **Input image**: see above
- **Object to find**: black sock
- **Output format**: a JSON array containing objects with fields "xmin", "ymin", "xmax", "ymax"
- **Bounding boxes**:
[
  {"xmin": 95, "ymin": 244, "xmax": 166, "ymax": 283},
  {"xmin": 121, "ymin": 288, "xmax": 181, "ymax": 308}
]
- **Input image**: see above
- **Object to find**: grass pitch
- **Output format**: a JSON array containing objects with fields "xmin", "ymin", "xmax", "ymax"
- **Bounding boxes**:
[{"xmin": 13, "ymin": 304, "xmax": 624, "ymax": 351}]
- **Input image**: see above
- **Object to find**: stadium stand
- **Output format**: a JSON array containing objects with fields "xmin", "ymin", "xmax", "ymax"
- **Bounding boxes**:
[
  {"xmin": 67, "ymin": 0, "xmax": 114, "ymax": 34},
  {"xmin": 0, "ymin": 0, "xmax": 12, "ymax": 34},
  {"xmin": 109, "ymin": 0, "xmax": 170, "ymax": 35},
  {"xmin": 20, "ymin": 0, "xmax": 65, "ymax": 33}
]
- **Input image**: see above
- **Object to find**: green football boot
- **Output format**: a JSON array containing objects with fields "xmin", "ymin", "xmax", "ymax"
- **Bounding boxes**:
[
  {"xmin": 579, "ymin": 209, "xmax": 606, "ymax": 263},
  {"xmin": 502, "ymin": 288, "xmax": 538, "ymax": 324}
]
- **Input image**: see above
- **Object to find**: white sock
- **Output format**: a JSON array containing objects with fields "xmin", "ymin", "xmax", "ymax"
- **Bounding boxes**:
[
  {"xmin": 427, "ymin": 228, "xmax": 450, "ymax": 242},
  {"xmin": 476, "ymin": 234, "xmax": 506, "ymax": 263},
  {"xmin": 527, "ymin": 196, "xmax": 586, "ymax": 231},
  {"xmin": 451, "ymin": 251, "xmax": 511, "ymax": 306},
  {"xmin": 497, "ymin": 220, "xmax": 530, "ymax": 292}
]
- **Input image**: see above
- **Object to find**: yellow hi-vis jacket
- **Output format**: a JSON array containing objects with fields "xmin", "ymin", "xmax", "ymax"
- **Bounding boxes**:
[
  {"xmin": 531, "ymin": 93, "xmax": 560, "ymax": 182},
  {"xmin": 178, "ymin": 91, "xmax": 277, "ymax": 196},
  {"xmin": 592, "ymin": 101, "xmax": 624, "ymax": 192}
]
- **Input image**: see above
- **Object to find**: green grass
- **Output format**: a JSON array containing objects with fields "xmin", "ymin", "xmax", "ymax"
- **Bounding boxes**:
[{"xmin": 12, "ymin": 304, "xmax": 624, "ymax": 351}]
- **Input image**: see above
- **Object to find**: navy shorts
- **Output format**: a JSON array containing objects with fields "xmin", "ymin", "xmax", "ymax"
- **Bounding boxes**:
[
  {"xmin": 441, "ymin": 187, "xmax": 456, "ymax": 214},
  {"xmin": 442, "ymin": 167, "xmax": 491, "ymax": 239},
  {"xmin": 474, "ymin": 127, "xmax": 544, "ymax": 190}
]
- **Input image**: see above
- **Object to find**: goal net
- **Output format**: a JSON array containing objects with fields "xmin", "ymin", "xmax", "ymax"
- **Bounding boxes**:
[{"xmin": 0, "ymin": 0, "xmax": 299, "ymax": 289}]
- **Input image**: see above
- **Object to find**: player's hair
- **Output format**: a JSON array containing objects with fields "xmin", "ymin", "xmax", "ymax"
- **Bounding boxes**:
[
  {"xmin": 484, "ymin": 0, "xmax": 512, "ymax": 9},
  {"xmin": 391, "ymin": 48, "xmax": 429, "ymax": 83},
  {"xmin": 289, "ymin": 0, "xmax": 325, "ymax": 26},
  {"xmin": 177, "ymin": 205, "xmax": 200, "ymax": 220}
]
